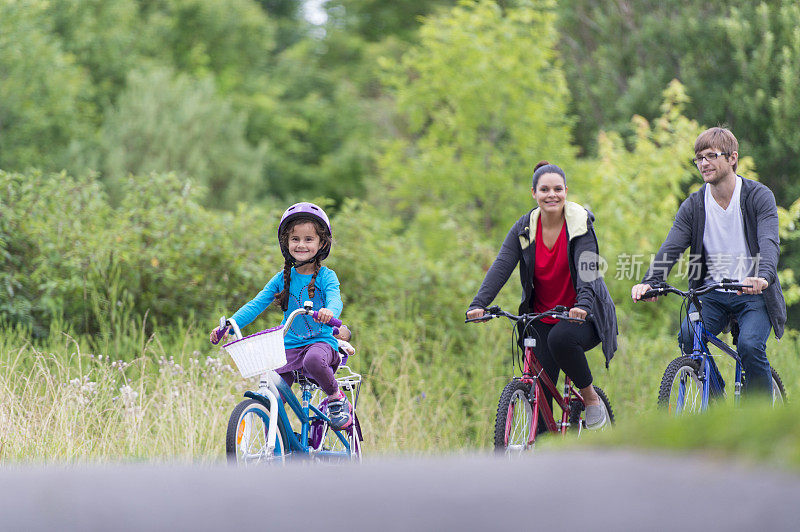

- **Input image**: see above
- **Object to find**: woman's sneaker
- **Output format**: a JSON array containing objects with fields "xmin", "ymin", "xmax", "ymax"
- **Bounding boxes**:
[
  {"xmin": 584, "ymin": 402, "xmax": 607, "ymax": 430},
  {"xmin": 327, "ymin": 393, "xmax": 353, "ymax": 430}
]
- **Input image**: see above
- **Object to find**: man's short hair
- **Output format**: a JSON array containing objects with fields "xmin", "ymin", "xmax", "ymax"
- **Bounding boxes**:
[{"xmin": 694, "ymin": 127, "xmax": 739, "ymax": 171}]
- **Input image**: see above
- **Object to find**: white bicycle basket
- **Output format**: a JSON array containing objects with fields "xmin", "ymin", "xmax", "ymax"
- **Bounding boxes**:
[{"xmin": 222, "ymin": 325, "xmax": 287, "ymax": 378}]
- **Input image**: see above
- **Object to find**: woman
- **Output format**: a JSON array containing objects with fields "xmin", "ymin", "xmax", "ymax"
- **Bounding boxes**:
[{"xmin": 466, "ymin": 161, "xmax": 618, "ymax": 428}]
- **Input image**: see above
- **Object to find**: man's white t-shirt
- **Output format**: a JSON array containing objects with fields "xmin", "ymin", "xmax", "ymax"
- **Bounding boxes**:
[{"xmin": 703, "ymin": 175, "xmax": 754, "ymax": 284}]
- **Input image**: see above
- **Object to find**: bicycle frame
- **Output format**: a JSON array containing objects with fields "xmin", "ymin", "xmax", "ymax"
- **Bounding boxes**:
[
  {"xmin": 246, "ymin": 373, "xmax": 352, "ymax": 457},
  {"xmin": 684, "ymin": 307, "xmax": 743, "ymax": 411},
  {"xmin": 518, "ymin": 337, "xmax": 585, "ymax": 443}
]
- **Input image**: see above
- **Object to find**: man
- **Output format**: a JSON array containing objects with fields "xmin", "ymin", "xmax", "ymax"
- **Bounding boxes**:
[{"xmin": 631, "ymin": 127, "xmax": 786, "ymax": 394}]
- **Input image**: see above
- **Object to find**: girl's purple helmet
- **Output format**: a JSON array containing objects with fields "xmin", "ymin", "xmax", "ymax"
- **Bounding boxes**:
[{"xmin": 278, "ymin": 202, "xmax": 332, "ymax": 263}]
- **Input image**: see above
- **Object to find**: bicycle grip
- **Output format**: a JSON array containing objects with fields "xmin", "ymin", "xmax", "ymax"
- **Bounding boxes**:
[
  {"xmin": 640, "ymin": 289, "xmax": 661, "ymax": 300},
  {"xmin": 211, "ymin": 317, "xmax": 230, "ymax": 345},
  {"xmin": 312, "ymin": 311, "xmax": 342, "ymax": 328}
]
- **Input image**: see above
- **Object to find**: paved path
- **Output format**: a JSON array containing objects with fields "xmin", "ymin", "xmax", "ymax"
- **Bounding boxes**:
[{"xmin": 2, "ymin": 450, "xmax": 799, "ymax": 531}]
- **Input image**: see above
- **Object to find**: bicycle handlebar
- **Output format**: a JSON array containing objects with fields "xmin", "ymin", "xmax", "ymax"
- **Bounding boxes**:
[
  {"xmin": 214, "ymin": 307, "xmax": 345, "ymax": 344},
  {"xmin": 465, "ymin": 305, "xmax": 587, "ymax": 324},
  {"xmin": 640, "ymin": 281, "xmax": 752, "ymax": 301}
]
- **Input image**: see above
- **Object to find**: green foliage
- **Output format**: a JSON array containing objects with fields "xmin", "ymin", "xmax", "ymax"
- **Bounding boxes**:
[
  {"xmin": 380, "ymin": 0, "xmax": 575, "ymax": 236},
  {"xmin": 92, "ymin": 67, "xmax": 267, "ymax": 205},
  {"xmin": 557, "ymin": 0, "xmax": 800, "ymax": 204},
  {"xmin": 0, "ymin": 170, "xmax": 280, "ymax": 339},
  {"xmin": 572, "ymin": 81, "xmax": 704, "ymax": 330},
  {"xmin": 137, "ymin": 0, "xmax": 275, "ymax": 90},
  {"xmin": 252, "ymin": 38, "xmax": 377, "ymax": 203},
  {"xmin": 0, "ymin": 0, "xmax": 95, "ymax": 171},
  {"xmin": 0, "ymin": 170, "xmax": 112, "ymax": 337},
  {"xmin": 326, "ymin": 0, "xmax": 456, "ymax": 42},
  {"xmin": 43, "ymin": 0, "xmax": 143, "ymax": 110}
]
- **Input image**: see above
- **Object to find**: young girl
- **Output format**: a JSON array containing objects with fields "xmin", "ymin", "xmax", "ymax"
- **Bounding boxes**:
[{"xmin": 210, "ymin": 202, "xmax": 353, "ymax": 429}]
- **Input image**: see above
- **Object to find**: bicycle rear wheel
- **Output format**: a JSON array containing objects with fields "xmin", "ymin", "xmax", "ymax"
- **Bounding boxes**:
[
  {"xmin": 313, "ymin": 415, "xmax": 362, "ymax": 463},
  {"xmin": 309, "ymin": 391, "xmax": 362, "ymax": 462},
  {"xmin": 494, "ymin": 379, "xmax": 533, "ymax": 452},
  {"xmin": 771, "ymin": 367, "xmax": 787, "ymax": 405},
  {"xmin": 225, "ymin": 399, "xmax": 287, "ymax": 465},
  {"xmin": 658, "ymin": 356, "xmax": 702, "ymax": 414}
]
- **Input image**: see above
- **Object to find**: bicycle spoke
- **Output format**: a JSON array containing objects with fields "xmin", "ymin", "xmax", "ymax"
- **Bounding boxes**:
[{"xmin": 505, "ymin": 390, "xmax": 531, "ymax": 451}]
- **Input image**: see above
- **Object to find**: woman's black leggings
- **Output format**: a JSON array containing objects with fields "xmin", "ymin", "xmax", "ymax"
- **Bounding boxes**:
[{"xmin": 526, "ymin": 319, "xmax": 600, "ymax": 428}]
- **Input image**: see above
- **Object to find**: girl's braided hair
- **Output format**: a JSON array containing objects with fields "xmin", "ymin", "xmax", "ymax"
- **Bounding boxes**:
[{"xmin": 273, "ymin": 217, "xmax": 332, "ymax": 311}]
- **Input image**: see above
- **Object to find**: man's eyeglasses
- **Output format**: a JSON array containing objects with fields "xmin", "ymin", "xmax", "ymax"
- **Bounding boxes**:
[{"xmin": 692, "ymin": 152, "xmax": 729, "ymax": 165}]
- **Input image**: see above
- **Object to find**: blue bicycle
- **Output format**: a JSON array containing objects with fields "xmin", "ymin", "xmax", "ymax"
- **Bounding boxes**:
[
  {"xmin": 640, "ymin": 281, "xmax": 786, "ymax": 413},
  {"xmin": 217, "ymin": 303, "xmax": 363, "ymax": 465}
]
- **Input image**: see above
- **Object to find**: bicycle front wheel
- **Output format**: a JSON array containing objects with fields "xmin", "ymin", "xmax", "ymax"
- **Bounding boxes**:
[
  {"xmin": 771, "ymin": 367, "xmax": 787, "ymax": 405},
  {"xmin": 658, "ymin": 357, "xmax": 702, "ymax": 414},
  {"xmin": 225, "ymin": 399, "xmax": 287, "ymax": 466},
  {"xmin": 494, "ymin": 379, "xmax": 533, "ymax": 452}
]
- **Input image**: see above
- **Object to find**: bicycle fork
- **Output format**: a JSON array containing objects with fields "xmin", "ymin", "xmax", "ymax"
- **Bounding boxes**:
[{"xmin": 256, "ymin": 373, "xmax": 282, "ymax": 455}]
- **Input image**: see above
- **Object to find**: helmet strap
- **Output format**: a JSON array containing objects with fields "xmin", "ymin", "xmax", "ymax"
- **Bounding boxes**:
[{"xmin": 291, "ymin": 256, "xmax": 318, "ymax": 268}]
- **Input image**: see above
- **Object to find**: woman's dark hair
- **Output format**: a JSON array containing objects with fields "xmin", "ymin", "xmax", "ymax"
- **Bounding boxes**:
[{"xmin": 532, "ymin": 160, "xmax": 567, "ymax": 189}]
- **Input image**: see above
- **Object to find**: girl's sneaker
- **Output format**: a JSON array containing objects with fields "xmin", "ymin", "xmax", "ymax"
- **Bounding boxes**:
[{"xmin": 327, "ymin": 393, "xmax": 353, "ymax": 430}]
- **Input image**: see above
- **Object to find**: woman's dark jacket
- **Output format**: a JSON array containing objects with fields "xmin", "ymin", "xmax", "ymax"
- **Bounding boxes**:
[{"xmin": 469, "ymin": 201, "xmax": 618, "ymax": 366}]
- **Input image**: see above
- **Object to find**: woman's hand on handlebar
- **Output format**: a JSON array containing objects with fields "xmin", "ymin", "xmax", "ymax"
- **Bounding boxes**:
[
  {"xmin": 631, "ymin": 283, "xmax": 658, "ymax": 302},
  {"xmin": 568, "ymin": 307, "xmax": 588, "ymax": 320},
  {"xmin": 466, "ymin": 307, "xmax": 488, "ymax": 323},
  {"xmin": 313, "ymin": 307, "xmax": 334, "ymax": 324}
]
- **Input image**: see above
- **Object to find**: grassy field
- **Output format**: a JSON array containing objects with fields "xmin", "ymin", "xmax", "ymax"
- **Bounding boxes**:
[{"xmin": 1, "ymin": 319, "xmax": 798, "ymax": 464}]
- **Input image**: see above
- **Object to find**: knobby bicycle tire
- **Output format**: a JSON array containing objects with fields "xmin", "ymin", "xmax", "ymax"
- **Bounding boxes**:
[
  {"xmin": 658, "ymin": 356, "xmax": 703, "ymax": 413},
  {"xmin": 771, "ymin": 367, "xmax": 787, "ymax": 405},
  {"xmin": 494, "ymin": 379, "xmax": 533, "ymax": 452}
]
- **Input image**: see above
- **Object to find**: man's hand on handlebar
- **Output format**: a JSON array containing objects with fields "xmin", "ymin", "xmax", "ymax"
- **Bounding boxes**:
[
  {"xmin": 631, "ymin": 283, "xmax": 658, "ymax": 302},
  {"xmin": 740, "ymin": 277, "xmax": 768, "ymax": 295}
]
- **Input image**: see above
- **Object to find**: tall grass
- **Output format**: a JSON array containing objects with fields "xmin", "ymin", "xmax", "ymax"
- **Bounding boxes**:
[
  {"xmin": 1, "ymin": 317, "xmax": 798, "ymax": 462},
  {"xmin": 0, "ymin": 322, "xmax": 245, "ymax": 462}
]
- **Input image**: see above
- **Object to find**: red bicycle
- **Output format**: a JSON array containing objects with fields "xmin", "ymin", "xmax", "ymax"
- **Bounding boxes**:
[{"xmin": 467, "ymin": 305, "xmax": 614, "ymax": 451}]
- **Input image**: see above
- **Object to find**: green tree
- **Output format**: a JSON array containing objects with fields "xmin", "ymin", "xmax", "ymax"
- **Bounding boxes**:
[
  {"xmin": 379, "ymin": 0, "xmax": 575, "ymax": 238},
  {"xmin": 93, "ymin": 67, "xmax": 266, "ymax": 205},
  {"xmin": 138, "ymin": 0, "xmax": 275, "ymax": 91},
  {"xmin": 0, "ymin": 1, "xmax": 94, "ymax": 172},
  {"xmin": 325, "ymin": 0, "xmax": 455, "ymax": 42},
  {"xmin": 43, "ymin": 0, "xmax": 143, "ymax": 111},
  {"xmin": 557, "ymin": 0, "xmax": 800, "ymax": 203}
]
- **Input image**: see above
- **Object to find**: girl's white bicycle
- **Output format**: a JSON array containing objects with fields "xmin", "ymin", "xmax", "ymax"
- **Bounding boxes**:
[{"xmin": 216, "ymin": 302, "xmax": 363, "ymax": 465}]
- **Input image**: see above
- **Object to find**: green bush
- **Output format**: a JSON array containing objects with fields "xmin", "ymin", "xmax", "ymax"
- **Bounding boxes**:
[{"xmin": 0, "ymin": 170, "xmax": 280, "ymax": 340}]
